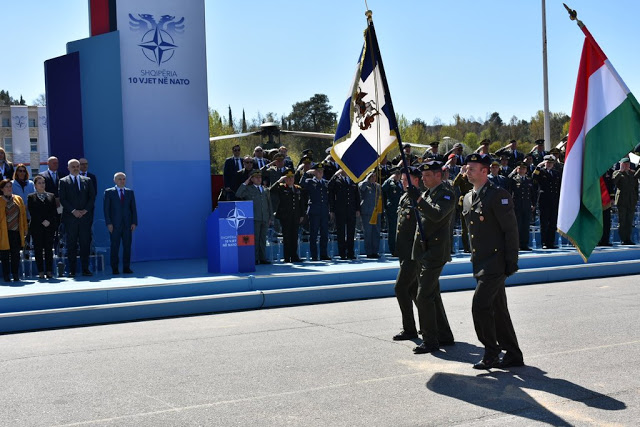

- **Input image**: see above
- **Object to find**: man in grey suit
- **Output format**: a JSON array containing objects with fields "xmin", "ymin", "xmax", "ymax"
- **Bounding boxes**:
[
  {"xmin": 104, "ymin": 172, "xmax": 138, "ymax": 275},
  {"xmin": 59, "ymin": 159, "xmax": 96, "ymax": 277},
  {"xmin": 236, "ymin": 169, "xmax": 273, "ymax": 264}
]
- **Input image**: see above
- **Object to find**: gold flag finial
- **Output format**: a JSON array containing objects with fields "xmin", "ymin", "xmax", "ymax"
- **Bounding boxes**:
[{"xmin": 563, "ymin": 3, "xmax": 583, "ymax": 27}]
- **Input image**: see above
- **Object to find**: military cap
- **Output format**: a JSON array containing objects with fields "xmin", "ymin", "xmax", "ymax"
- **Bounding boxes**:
[
  {"xmin": 535, "ymin": 139, "xmax": 545, "ymax": 145},
  {"xmin": 543, "ymin": 154, "xmax": 556, "ymax": 161},
  {"xmin": 311, "ymin": 162, "xmax": 324, "ymax": 169},
  {"xmin": 480, "ymin": 138, "xmax": 491, "ymax": 146},
  {"xmin": 500, "ymin": 154, "xmax": 510, "ymax": 160},
  {"xmin": 549, "ymin": 147, "xmax": 561, "ymax": 154},
  {"xmin": 301, "ymin": 149, "xmax": 313, "ymax": 158},
  {"xmin": 465, "ymin": 153, "xmax": 492, "ymax": 165},
  {"xmin": 402, "ymin": 143, "xmax": 411, "ymax": 150},
  {"xmin": 273, "ymin": 152, "xmax": 285, "ymax": 160},
  {"xmin": 408, "ymin": 166, "xmax": 422, "ymax": 178},
  {"xmin": 509, "ymin": 139, "xmax": 517, "ymax": 144},
  {"xmin": 620, "ymin": 157, "xmax": 631, "ymax": 163},
  {"xmin": 250, "ymin": 169, "xmax": 262, "ymax": 177},
  {"xmin": 283, "ymin": 168, "xmax": 295, "ymax": 177},
  {"xmin": 389, "ymin": 165, "xmax": 401, "ymax": 174},
  {"xmin": 429, "ymin": 141, "xmax": 440, "ymax": 147},
  {"xmin": 516, "ymin": 161, "xmax": 527, "ymax": 168},
  {"xmin": 453, "ymin": 142, "xmax": 463, "ymax": 149},
  {"xmin": 491, "ymin": 160, "xmax": 500, "ymax": 166},
  {"xmin": 419, "ymin": 160, "xmax": 444, "ymax": 172},
  {"xmin": 300, "ymin": 155, "xmax": 312, "ymax": 164}
]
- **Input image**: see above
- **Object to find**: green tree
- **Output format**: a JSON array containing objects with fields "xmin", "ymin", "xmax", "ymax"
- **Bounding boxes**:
[
  {"xmin": 241, "ymin": 109, "xmax": 247, "ymax": 132},
  {"xmin": 288, "ymin": 94, "xmax": 337, "ymax": 132},
  {"xmin": 228, "ymin": 105, "xmax": 234, "ymax": 132}
]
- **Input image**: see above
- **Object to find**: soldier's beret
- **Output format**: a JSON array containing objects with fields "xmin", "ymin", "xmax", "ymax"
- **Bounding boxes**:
[
  {"xmin": 465, "ymin": 153, "xmax": 491, "ymax": 165},
  {"xmin": 620, "ymin": 157, "xmax": 631, "ymax": 163},
  {"xmin": 283, "ymin": 168, "xmax": 295, "ymax": 177},
  {"xmin": 250, "ymin": 169, "xmax": 262, "ymax": 177},
  {"xmin": 419, "ymin": 161, "xmax": 443, "ymax": 172},
  {"xmin": 408, "ymin": 167, "xmax": 422, "ymax": 178},
  {"xmin": 480, "ymin": 138, "xmax": 491, "ymax": 146},
  {"xmin": 543, "ymin": 154, "xmax": 556, "ymax": 161},
  {"xmin": 535, "ymin": 139, "xmax": 545, "ymax": 145},
  {"xmin": 402, "ymin": 143, "xmax": 411, "ymax": 150}
]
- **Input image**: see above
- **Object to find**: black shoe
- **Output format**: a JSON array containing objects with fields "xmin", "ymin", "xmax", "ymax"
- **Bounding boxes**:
[
  {"xmin": 45, "ymin": 272, "xmax": 53, "ymax": 279},
  {"xmin": 348, "ymin": 255, "xmax": 357, "ymax": 260},
  {"xmin": 393, "ymin": 330, "xmax": 418, "ymax": 341},
  {"xmin": 260, "ymin": 260, "xmax": 271, "ymax": 264},
  {"xmin": 438, "ymin": 338, "xmax": 455, "ymax": 346},
  {"xmin": 413, "ymin": 342, "xmax": 439, "ymax": 354},
  {"xmin": 82, "ymin": 270, "xmax": 93, "ymax": 277},
  {"xmin": 123, "ymin": 268, "xmax": 134, "ymax": 274},
  {"xmin": 499, "ymin": 354, "xmax": 525, "ymax": 368},
  {"xmin": 112, "ymin": 269, "xmax": 120, "ymax": 275},
  {"xmin": 622, "ymin": 240, "xmax": 635, "ymax": 245},
  {"xmin": 367, "ymin": 253, "xmax": 380, "ymax": 259},
  {"xmin": 542, "ymin": 245, "xmax": 549, "ymax": 249},
  {"xmin": 473, "ymin": 356, "xmax": 500, "ymax": 370},
  {"xmin": 520, "ymin": 247, "xmax": 532, "ymax": 251},
  {"xmin": 551, "ymin": 245, "xmax": 559, "ymax": 249},
  {"xmin": 311, "ymin": 257, "xmax": 319, "ymax": 261},
  {"xmin": 320, "ymin": 256, "xmax": 331, "ymax": 261},
  {"xmin": 12, "ymin": 275, "xmax": 20, "ymax": 282},
  {"xmin": 291, "ymin": 257, "xmax": 303, "ymax": 263},
  {"xmin": 68, "ymin": 272, "xmax": 76, "ymax": 278},
  {"xmin": 3, "ymin": 276, "xmax": 10, "ymax": 282}
]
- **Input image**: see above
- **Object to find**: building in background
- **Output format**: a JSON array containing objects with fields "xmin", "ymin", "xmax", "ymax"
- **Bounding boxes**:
[{"xmin": 0, "ymin": 105, "xmax": 49, "ymax": 176}]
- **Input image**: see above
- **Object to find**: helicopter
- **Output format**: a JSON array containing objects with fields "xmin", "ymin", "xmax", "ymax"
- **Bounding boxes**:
[{"xmin": 209, "ymin": 121, "xmax": 335, "ymax": 150}]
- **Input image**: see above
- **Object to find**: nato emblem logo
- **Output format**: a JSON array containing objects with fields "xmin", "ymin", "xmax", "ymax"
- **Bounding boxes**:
[
  {"xmin": 226, "ymin": 207, "xmax": 247, "ymax": 230},
  {"xmin": 129, "ymin": 13, "xmax": 185, "ymax": 65},
  {"xmin": 11, "ymin": 115, "xmax": 27, "ymax": 130}
]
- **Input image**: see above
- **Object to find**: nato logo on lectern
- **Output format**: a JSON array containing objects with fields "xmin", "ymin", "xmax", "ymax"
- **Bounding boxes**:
[
  {"xmin": 226, "ymin": 207, "xmax": 247, "ymax": 230},
  {"xmin": 129, "ymin": 14, "xmax": 185, "ymax": 65}
]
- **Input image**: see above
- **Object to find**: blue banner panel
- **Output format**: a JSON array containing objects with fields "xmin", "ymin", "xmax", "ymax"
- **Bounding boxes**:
[
  {"xmin": 67, "ymin": 32, "xmax": 125, "ymax": 259},
  {"xmin": 44, "ymin": 52, "xmax": 84, "ymax": 175}
]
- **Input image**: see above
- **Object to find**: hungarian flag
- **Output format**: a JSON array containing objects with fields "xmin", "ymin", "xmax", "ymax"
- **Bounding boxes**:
[
  {"xmin": 331, "ymin": 15, "xmax": 398, "ymax": 182},
  {"xmin": 558, "ymin": 24, "xmax": 640, "ymax": 261}
]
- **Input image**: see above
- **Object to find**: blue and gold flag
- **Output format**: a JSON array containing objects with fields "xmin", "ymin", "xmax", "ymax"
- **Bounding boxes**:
[{"xmin": 331, "ymin": 16, "xmax": 398, "ymax": 182}]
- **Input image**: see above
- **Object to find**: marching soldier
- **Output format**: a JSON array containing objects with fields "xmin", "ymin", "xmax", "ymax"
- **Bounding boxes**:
[
  {"xmin": 612, "ymin": 157, "xmax": 640, "ymax": 245},
  {"xmin": 462, "ymin": 153, "xmax": 523, "ymax": 369},
  {"xmin": 302, "ymin": 163, "xmax": 330, "ymax": 261},
  {"xmin": 381, "ymin": 167, "xmax": 403, "ymax": 257},
  {"xmin": 533, "ymin": 154, "xmax": 562, "ymax": 249},
  {"xmin": 408, "ymin": 161, "xmax": 456, "ymax": 354},
  {"xmin": 509, "ymin": 162, "xmax": 535, "ymax": 251},
  {"xmin": 270, "ymin": 169, "xmax": 304, "ymax": 263},
  {"xmin": 328, "ymin": 169, "xmax": 360, "ymax": 260}
]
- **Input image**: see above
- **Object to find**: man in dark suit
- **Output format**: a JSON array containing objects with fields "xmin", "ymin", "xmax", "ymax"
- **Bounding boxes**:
[
  {"xmin": 222, "ymin": 145, "xmax": 243, "ymax": 200},
  {"xmin": 104, "ymin": 172, "xmax": 137, "ymax": 274},
  {"xmin": 78, "ymin": 158, "xmax": 98, "ymax": 194},
  {"xmin": 408, "ymin": 161, "xmax": 456, "ymax": 354},
  {"xmin": 59, "ymin": 159, "xmax": 96, "ymax": 277},
  {"xmin": 328, "ymin": 169, "xmax": 360, "ymax": 260},
  {"xmin": 40, "ymin": 156, "xmax": 65, "ymax": 200},
  {"xmin": 462, "ymin": 153, "xmax": 523, "ymax": 370},
  {"xmin": 233, "ymin": 156, "xmax": 255, "ymax": 193}
]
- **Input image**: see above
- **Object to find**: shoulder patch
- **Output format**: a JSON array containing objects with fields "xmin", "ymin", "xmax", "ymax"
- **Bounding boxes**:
[
  {"xmin": 443, "ymin": 195, "xmax": 451, "ymax": 200},
  {"xmin": 501, "ymin": 198, "xmax": 509, "ymax": 205}
]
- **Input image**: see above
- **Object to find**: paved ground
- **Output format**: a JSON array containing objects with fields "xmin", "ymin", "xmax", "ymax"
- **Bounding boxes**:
[{"xmin": 1, "ymin": 274, "xmax": 639, "ymax": 426}]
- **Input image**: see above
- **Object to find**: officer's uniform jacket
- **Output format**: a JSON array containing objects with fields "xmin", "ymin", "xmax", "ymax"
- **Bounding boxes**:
[
  {"xmin": 532, "ymin": 166, "xmax": 561, "ymax": 205},
  {"xmin": 302, "ymin": 177, "xmax": 329, "ymax": 216},
  {"xmin": 396, "ymin": 192, "xmax": 417, "ymax": 261},
  {"xmin": 462, "ymin": 181, "xmax": 519, "ymax": 277},
  {"xmin": 410, "ymin": 183, "xmax": 456, "ymax": 267},
  {"xmin": 509, "ymin": 173, "xmax": 535, "ymax": 213},
  {"xmin": 235, "ymin": 183, "xmax": 273, "ymax": 223},
  {"xmin": 381, "ymin": 177, "xmax": 403, "ymax": 218},
  {"xmin": 613, "ymin": 168, "xmax": 640, "ymax": 207},
  {"xmin": 270, "ymin": 182, "xmax": 303, "ymax": 222},
  {"xmin": 328, "ymin": 174, "xmax": 360, "ymax": 217}
]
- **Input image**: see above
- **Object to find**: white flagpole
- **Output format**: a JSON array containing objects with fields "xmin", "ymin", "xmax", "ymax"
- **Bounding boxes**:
[{"xmin": 542, "ymin": 0, "xmax": 551, "ymax": 151}]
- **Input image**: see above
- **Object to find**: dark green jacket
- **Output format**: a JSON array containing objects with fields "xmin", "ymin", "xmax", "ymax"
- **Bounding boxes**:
[{"xmin": 411, "ymin": 183, "xmax": 455, "ymax": 267}]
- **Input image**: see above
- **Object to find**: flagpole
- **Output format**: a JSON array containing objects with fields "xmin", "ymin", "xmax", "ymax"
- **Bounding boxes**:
[
  {"xmin": 365, "ymin": 10, "xmax": 427, "ymax": 245},
  {"xmin": 541, "ymin": 0, "xmax": 551, "ymax": 151}
]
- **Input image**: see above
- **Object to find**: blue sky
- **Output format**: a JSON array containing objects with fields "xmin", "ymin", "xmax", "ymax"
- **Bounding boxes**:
[{"xmin": 2, "ymin": 1, "xmax": 640, "ymax": 125}]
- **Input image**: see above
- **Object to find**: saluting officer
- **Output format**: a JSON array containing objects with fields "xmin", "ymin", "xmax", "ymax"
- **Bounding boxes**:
[
  {"xmin": 462, "ymin": 153, "xmax": 523, "ymax": 370},
  {"xmin": 533, "ymin": 154, "xmax": 562, "ymax": 249},
  {"xmin": 302, "ymin": 162, "xmax": 331, "ymax": 261},
  {"xmin": 453, "ymin": 165, "xmax": 473, "ymax": 253},
  {"xmin": 328, "ymin": 168, "xmax": 360, "ymax": 260},
  {"xmin": 408, "ymin": 161, "xmax": 456, "ymax": 354},
  {"xmin": 270, "ymin": 168, "xmax": 304, "ymax": 263},
  {"xmin": 509, "ymin": 162, "xmax": 535, "ymax": 251},
  {"xmin": 530, "ymin": 139, "xmax": 547, "ymax": 165},
  {"xmin": 392, "ymin": 167, "xmax": 423, "ymax": 341},
  {"xmin": 381, "ymin": 166, "xmax": 403, "ymax": 257},
  {"xmin": 392, "ymin": 143, "xmax": 418, "ymax": 166},
  {"xmin": 613, "ymin": 157, "xmax": 640, "ymax": 245}
]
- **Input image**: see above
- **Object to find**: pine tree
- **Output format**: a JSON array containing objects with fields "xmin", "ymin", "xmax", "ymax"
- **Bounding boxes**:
[
  {"xmin": 228, "ymin": 105, "xmax": 233, "ymax": 131},
  {"xmin": 241, "ymin": 109, "xmax": 247, "ymax": 132}
]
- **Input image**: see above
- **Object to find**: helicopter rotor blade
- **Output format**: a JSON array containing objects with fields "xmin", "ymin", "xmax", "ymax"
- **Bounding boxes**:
[
  {"xmin": 209, "ymin": 131, "xmax": 261, "ymax": 142},
  {"xmin": 280, "ymin": 130, "xmax": 335, "ymax": 139}
]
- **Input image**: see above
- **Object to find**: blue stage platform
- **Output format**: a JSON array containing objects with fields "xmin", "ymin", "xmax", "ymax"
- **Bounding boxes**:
[{"xmin": 1, "ymin": 245, "xmax": 639, "ymax": 334}]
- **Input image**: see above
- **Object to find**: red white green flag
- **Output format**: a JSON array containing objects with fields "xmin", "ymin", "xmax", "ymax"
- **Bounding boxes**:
[{"xmin": 558, "ymin": 24, "xmax": 640, "ymax": 261}]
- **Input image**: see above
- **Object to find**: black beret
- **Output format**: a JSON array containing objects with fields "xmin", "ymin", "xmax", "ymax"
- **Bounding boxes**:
[
  {"xmin": 465, "ymin": 153, "xmax": 491, "ymax": 166},
  {"xmin": 408, "ymin": 167, "xmax": 422, "ymax": 178}
]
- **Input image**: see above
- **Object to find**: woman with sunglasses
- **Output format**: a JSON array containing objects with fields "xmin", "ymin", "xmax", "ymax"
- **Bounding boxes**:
[
  {"xmin": 11, "ymin": 164, "xmax": 35, "ymax": 220},
  {"xmin": 0, "ymin": 179, "xmax": 28, "ymax": 281}
]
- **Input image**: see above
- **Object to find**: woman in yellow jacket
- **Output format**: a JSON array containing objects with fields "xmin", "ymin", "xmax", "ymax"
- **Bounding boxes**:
[{"xmin": 0, "ymin": 179, "xmax": 28, "ymax": 281}]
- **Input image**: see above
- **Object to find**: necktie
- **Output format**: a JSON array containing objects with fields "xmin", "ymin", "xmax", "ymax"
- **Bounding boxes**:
[
  {"xmin": 74, "ymin": 176, "xmax": 80, "ymax": 191},
  {"xmin": 472, "ymin": 190, "xmax": 479, "ymax": 204},
  {"xmin": 237, "ymin": 158, "xmax": 242, "ymax": 170},
  {"xmin": 52, "ymin": 171, "xmax": 57, "ymax": 183},
  {"xmin": 120, "ymin": 188, "xmax": 124, "ymax": 203}
]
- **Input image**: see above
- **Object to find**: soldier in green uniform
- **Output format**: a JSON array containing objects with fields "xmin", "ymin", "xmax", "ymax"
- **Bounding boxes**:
[
  {"xmin": 236, "ymin": 169, "xmax": 274, "ymax": 264},
  {"xmin": 392, "ymin": 167, "xmax": 423, "ymax": 341},
  {"xmin": 509, "ymin": 162, "xmax": 535, "ymax": 251},
  {"xmin": 408, "ymin": 161, "xmax": 456, "ymax": 354},
  {"xmin": 381, "ymin": 167, "xmax": 403, "ymax": 256},
  {"xmin": 453, "ymin": 165, "xmax": 473, "ymax": 253},
  {"xmin": 613, "ymin": 157, "xmax": 640, "ymax": 245},
  {"xmin": 270, "ymin": 169, "xmax": 304, "ymax": 263},
  {"xmin": 462, "ymin": 153, "xmax": 523, "ymax": 369}
]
